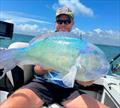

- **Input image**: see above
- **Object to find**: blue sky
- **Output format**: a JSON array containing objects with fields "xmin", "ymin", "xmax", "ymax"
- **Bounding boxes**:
[{"xmin": 0, "ymin": 0, "xmax": 120, "ymax": 46}]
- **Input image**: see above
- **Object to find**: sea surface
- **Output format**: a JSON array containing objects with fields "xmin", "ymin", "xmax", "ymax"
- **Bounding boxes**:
[{"xmin": 0, "ymin": 33, "xmax": 120, "ymax": 75}]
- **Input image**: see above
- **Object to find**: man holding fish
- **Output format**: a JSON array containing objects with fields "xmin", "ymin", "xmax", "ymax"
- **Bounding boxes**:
[{"xmin": 1, "ymin": 6, "xmax": 108, "ymax": 108}]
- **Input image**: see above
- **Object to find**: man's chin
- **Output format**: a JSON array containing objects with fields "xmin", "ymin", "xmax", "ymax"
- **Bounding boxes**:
[{"xmin": 59, "ymin": 30, "xmax": 68, "ymax": 32}]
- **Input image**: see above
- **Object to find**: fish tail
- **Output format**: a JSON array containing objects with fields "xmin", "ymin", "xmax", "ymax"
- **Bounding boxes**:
[{"xmin": 0, "ymin": 48, "xmax": 24, "ymax": 79}]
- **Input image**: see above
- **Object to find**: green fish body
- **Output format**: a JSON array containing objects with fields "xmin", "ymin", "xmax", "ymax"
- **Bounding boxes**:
[{"xmin": 0, "ymin": 32, "xmax": 110, "ymax": 87}]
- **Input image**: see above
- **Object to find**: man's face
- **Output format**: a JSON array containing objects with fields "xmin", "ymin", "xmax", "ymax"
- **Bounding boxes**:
[{"xmin": 56, "ymin": 15, "xmax": 74, "ymax": 32}]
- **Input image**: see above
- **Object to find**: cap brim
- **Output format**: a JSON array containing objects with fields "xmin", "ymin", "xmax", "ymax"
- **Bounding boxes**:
[{"xmin": 56, "ymin": 14, "xmax": 73, "ymax": 19}]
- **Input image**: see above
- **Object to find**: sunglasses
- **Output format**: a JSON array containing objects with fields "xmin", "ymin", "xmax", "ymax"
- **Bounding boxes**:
[{"xmin": 56, "ymin": 19, "xmax": 71, "ymax": 25}]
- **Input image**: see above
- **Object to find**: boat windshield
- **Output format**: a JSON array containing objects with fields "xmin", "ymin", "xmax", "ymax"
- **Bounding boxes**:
[{"xmin": 110, "ymin": 53, "xmax": 120, "ymax": 76}]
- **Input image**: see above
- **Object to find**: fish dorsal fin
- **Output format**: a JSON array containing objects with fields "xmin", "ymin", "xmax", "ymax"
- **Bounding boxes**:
[{"xmin": 29, "ymin": 32, "xmax": 81, "ymax": 45}]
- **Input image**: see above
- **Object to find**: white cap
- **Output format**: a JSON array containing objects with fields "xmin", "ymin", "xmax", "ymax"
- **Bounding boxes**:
[{"xmin": 56, "ymin": 6, "xmax": 74, "ymax": 19}]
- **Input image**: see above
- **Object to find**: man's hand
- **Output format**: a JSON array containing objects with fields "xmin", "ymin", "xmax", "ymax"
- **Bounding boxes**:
[
  {"xmin": 76, "ymin": 80, "xmax": 94, "ymax": 87},
  {"xmin": 34, "ymin": 65, "xmax": 54, "ymax": 75}
]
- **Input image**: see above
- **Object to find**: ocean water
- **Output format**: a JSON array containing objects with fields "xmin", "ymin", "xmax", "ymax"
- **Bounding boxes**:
[
  {"xmin": 0, "ymin": 33, "xmax": 120, "ymax": 75},
  {"xmin": 0, "ymin": 33, "xmax": 33, "ymax": 48}
]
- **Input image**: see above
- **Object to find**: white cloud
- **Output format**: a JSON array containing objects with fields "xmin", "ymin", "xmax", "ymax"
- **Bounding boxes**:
[
  {"xmin": 1, "ymin": 11, "xmax": 51, "ymax": 24},
  {"xmin": 72, "ymin": 28, "xmax": 120, "ymax": 46},
  {"xmin": 58, "ymin": 0, "xmax": 94, "ymax": 17},
  {"xmin": 72, "ymin": 27, "xmax": 85, "ymax": 35},
  {"xmin": 92, "ymin": 28, "xmax": 120, "ymax": 39},
  {"xmin": 4, "ymin": 19, "xmax": 14, "ymax": 23},
  {"xmin": 14, "ymin": 23, "xmax": 54, "ymax": 36},
  {"xmin": 16, "ymin": 24, "xmax": 40, "ymax": 32},
  {"xmin": 0, "ymin": 11, "xmax": 53, "ymax": 35},
  {"xmin": 93, "ymin": 28, "xmax": 103, "ymax": 34}
]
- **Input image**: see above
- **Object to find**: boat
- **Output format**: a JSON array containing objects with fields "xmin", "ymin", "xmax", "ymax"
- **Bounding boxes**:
[{"xmin": 0, "ymin": 21, "xmax": 120, "ymax": 108}]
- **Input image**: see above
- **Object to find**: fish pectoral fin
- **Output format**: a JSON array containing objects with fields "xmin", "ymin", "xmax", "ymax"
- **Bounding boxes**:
[
  {"xmin": 0, "ymin": 69, "xmax": 6, "ymax": 79},
  {"xmin": 0, "ymin": 61, "xmax": 17, "ymax": 80},
  {"xmin": 4, "ymin": 62, "xmax": 16, "ymax": 72},
  {"xmin": 62, "ymin": 66, "xmax": 77, "ymax": 88}
]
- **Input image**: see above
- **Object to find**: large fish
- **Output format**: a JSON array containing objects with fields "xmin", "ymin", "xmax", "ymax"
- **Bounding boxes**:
[{"xmin": 0, "ymin": 32, "xmax": 110, "ymax": 87}]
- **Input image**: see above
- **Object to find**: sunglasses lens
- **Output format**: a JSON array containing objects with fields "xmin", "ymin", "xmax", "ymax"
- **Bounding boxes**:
[
  {"xmin": 57, "ymin": 20, "xmax": 63, "ymax": 24},
  {"xmin": 56, "ymin": 20, "xmax": 71, "ymax": 25},
  {"xmin": 64, "ymin": 20, "xmax": 71, "ymax": 24}
]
